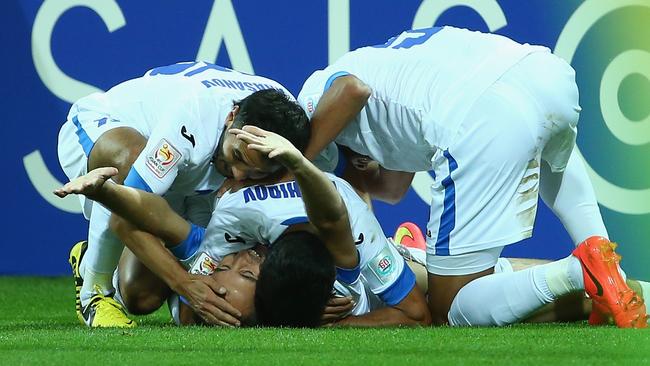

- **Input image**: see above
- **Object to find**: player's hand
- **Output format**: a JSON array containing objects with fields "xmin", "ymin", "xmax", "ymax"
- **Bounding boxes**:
[
  {"xmin": 177, "ymin": 274, "xmax": 242, "ymax": 327},
  {"xmin": 53, "ymin": 167, "xmax": 119, "ymax": 198},
  {"xmin": 229, "ymin": 126, "xmax": 305, "ymax": 171},
  {"xmin": 321, "ymin": 295, "xmax": 355, "ymax": 324}
]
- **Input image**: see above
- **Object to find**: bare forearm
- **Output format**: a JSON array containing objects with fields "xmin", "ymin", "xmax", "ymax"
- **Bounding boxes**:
[
  {"xmin": 288, "ymin": 156, "xmax": 358, "ymax": 268},
  {"xmin": 111, "ymin": 218, "xmax": 190, "ymax": 293},
  {"xmin": 333, "ymin": 287, "xmax": 431, "ymax": 327},
  {"xmin": 333, "ymin": 307, "xmax": 427, "ymax": 327},
  {"xmin": 290, "ymin": 156, "xmax": 347, "ymax": 227},
  {"xmin": 304, "ymin": 76, "xmax": 371, "ymax": 160},
  {"xmin": 93, "ymin": 183, "xmax": 189, "ymax": 245},
  {"xmin": 348, "ymin": 165, "xmax": 414, "ymax": 204}
]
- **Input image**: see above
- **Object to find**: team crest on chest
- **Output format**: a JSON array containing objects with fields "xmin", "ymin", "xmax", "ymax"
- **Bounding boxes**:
[{"xmin": 146, "ymin": 138, "xmax": 182, "ymax": 178}]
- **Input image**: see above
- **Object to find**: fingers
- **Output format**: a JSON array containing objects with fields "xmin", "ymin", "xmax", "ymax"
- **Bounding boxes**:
[
  {"xmin": 322, "ymin": 303, "xmax": 354, "ymax": 317},
  {"xmin": 207, "ymin": 296, "xmax": 242, "ymax": 326},
  {"xmin": 245, "ymin": 143, "xmax": 273, "ymax": 154},
  {"xmin": 196, "ymin": 305, "xmax": 239, "ymax": 327},
  {"xmin": 241, "ymin": 125, "xmax": 269, "ymax": 136},
  {"xmin": 233, "ymin": 130, "xmax": 265, "ymax": 146},
  {"xmin": 53, "ymin": 187, "xmax": 69, "ymax": 197},
  {"xmin": 98, "ymin": 167, "xmax": 119, "ymax": 179},
  {"xmin": 327, "ymin": 296, "xmax": 354, "ymax": 307},
  {"xmin": 321, "ymin": 296, "xmax": 355, "ymax": 321},
  {"xmin": 200, "ymin": 276, "xmax": 242, "ymax": 319},
  {"xmin": 267, "ymin": 149, "xmax": 284, "ymax": 159}
]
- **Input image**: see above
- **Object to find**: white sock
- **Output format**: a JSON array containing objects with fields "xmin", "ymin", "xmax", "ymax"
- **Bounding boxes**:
[
  {"xmin": 539, "ymin": 149, "xmax": 609, "ymax": 244},
  {"xmin": 448, "ymin": 255, "xmax": 583, "ymax": 326},
  {"xmin": 543, "ymin": 255, "xmax": 583, "ymax": 297},
  {"xmin": 80, "ymin": 203, "xmax": 124, "ymax": 305},
  {"xmin": 638, "ymin": 280, "xmax": 650, "ymax": 300}
]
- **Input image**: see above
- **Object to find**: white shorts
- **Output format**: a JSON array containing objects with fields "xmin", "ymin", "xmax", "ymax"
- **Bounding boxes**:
[
  {"xmin": 57, "ymin": 101, "xmax": 135, "ymax": 218},
  {"xmin": 426, "ymin": 52, "xmax": 580, "ymax": 274},
  {"xmin": 58, "ymin": 100, "xmax": 214, "ymax": 230}
]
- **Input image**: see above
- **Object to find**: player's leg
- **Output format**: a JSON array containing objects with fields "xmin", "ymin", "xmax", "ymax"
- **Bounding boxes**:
[
  {"xmin": 116, "ymin": 192, "xmax": 214, "ymax": 315},
  {"xmin": 425, "ymin": 69, "xmax": 544, "ymax": 324},
  {"xmin": 59, "ymin": 115, "xmax": 147, "ymax": 327},
  {"xmin": 446, "ymin": 53, "xmax": 645, "ymax": 327},
  {"xmin": 80, "ymin": 127, "xmax": 146, "ymax": 302},
  {"xmin": 118, "ymin": 248, "xmax": 172, "ymax": 315}
]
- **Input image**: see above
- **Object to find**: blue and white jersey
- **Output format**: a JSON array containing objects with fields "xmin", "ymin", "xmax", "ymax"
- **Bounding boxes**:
[
  {"xmin": 69, "ymin": 61, "xmax": 293, "ymax": 196},
  {"xmin": 298, "ymin": 26, "xmax": 548, "ymax": 172},
  {"xmin": 173, "ymin": 173, "xmax": 416, "ymax": 313}
]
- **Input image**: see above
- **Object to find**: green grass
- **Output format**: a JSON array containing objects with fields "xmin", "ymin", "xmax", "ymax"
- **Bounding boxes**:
[{"xmin": 1, "ymin": 277, "xmax": 649, "ymax": 365}]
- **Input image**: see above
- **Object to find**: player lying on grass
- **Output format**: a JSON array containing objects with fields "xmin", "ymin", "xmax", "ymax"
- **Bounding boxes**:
[
  {"xmin": 297, "ymin": 26, "xmax": 646, "ymax": 327},
  {"xmin": 57, "ymin": 127, "xmax": 650, "ymax": 327},
  {"xmin": 55, "ymin": 126, "xmax": 432, "ymax": 327},
  {"xmin": 57, "ymin": 60, "xmax": 313, "ymax": 328},
  {"xmin": 396, "ymin": 223, "xmax": 650, "ymax": 325}
]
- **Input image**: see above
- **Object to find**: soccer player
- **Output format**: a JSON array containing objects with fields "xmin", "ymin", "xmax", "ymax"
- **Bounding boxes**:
[
  {"xmin": 297, "ymin": 26, "xmax": 647, "ymax": 327},
  {"xmin": 55, "ymin": 126, "xmax": 432, "ymax": 327},
  {"xmin": 57, "ymin": 61, "xmax": 310, "ymax": 327}
]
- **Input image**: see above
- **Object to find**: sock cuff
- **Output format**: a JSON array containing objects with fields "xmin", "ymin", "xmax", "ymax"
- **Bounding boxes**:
[{"xmin": 532, "ymin": 266, "xmax": 556, "ymax": 303}]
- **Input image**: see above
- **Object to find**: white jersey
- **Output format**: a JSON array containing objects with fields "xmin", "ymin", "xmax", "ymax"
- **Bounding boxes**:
[
  {"xmin": 69, "ymin": 61, "xmax": 292, "ymax": 195},
  {"xmin": 176, "ymin": 174, "xmax": 416, "ymax": 314},
  {"xmin": 298, "ymin": 26, "xmax": 547, "ymax": 172}
]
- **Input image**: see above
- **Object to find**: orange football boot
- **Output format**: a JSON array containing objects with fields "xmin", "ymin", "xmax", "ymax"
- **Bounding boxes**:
[
  {"xmin": 394, "ymin": 222, "xmax": 426, "ymax": 251},
  {"xmin": 572, "ymin": 236, "xmax": 647, "ymax": 328}
]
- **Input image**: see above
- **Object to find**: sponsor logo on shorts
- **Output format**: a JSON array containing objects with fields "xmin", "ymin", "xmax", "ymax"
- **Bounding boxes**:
[{"xmin": 145, "ymin": 139, "xmax": 181, "ymax": 178}]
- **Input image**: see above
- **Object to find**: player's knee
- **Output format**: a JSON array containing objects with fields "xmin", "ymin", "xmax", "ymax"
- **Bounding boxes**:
[
  {"xmin": 447, "ymin": 288, "xmax": 473, "ymax": 326},
  {"xmin": 123, "ymin": 291, "xmax": 165, "ymax": 315},
  {"xmin": 119, "ymin": 280, "xmax": 166, "ymax": 315},
  {"xmin": 89, "ymin": 127, "xmax": 146, "ymax": 183}
]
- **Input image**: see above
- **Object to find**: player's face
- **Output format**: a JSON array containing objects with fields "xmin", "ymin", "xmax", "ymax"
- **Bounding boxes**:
[
  {"xmin": 213, "ymin": 107, "xmax": 279, "ymax": 181},
  {"xmin": 210, "ymin": 245, "xmax": 267, "ymax": 321}
]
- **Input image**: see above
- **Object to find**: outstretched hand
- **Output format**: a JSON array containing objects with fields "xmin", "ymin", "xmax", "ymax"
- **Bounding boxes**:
[
  {"xmin": 53, "ymin": 167, "xmax": 119, "ymax": 198},
  {"xmin": 229, "ymin": 126, "xmax": 305, "ymax": 171}
]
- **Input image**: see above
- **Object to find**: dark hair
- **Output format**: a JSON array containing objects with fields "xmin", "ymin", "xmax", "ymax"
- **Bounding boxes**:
[
  {"xmin": 233, "ymin": 89, "xmax": 310, "ymax": 153},
  {"xmin": 254, "ymin": 231, "xmax": 335, "ymax": 327}
]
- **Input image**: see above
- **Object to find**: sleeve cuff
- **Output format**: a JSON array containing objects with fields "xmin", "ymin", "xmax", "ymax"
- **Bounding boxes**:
[
  {"xmin": 169, "ymin": 224, "xmax": 205, "ymax": 260},
  {"xmin": 377, "ymin": 262, "xmax": 416, "ymax": 306}
]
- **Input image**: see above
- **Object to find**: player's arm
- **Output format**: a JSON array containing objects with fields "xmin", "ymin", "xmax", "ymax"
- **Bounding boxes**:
[
  {"xmin": 333, "ymin": 286, "xmax": 431, "ymax": 327},
  {"xmin": 54, "ymin": 168, "xmax": 242, "ymax": 326},
  {"xmin": 341, "ymin": 153, "xmax": 415, "ymax": 204},
  {"xmin": 231, "ymin": 126, "xmax": 358, "ymax": 269},
  {"xmin": 303, "ymin": 75, "xmax": 371, "ymax": 161}
]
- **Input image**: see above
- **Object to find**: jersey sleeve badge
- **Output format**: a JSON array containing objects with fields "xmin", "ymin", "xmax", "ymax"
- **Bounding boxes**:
[
  {"xmin": 145, "ymin": 138, "xmax": 182, "ymax": 178},
  {"xmin": 188, "ymin": 252, "xmax": 219, "ymax": 275}
]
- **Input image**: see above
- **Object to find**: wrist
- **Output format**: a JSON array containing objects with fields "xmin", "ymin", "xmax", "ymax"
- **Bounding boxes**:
[
  {"xmin": 168, "ymin": 270, "xmax": 192, "ymax": 295},
  {"xmin": 284, "ymin": 154, "xmax": 308, "ymax": 172}
]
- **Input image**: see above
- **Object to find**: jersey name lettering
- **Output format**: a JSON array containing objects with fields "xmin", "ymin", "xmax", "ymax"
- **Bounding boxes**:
[{"xmin": 243, "ymin": 181, "xmax": 301, "ymax": 203}]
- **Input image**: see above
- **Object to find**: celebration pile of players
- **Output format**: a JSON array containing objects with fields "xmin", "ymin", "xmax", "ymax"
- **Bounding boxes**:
[{"xmin": 54, "ymin": 26, "xmax": 649, "ymax": 329}]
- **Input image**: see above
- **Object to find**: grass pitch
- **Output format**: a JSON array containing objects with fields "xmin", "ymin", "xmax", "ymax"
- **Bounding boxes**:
[{"xmin": 1, "ymin": 277, "xmax": 649, "ymax": 365}]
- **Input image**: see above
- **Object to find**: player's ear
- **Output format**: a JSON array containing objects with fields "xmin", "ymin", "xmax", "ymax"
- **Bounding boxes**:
[{"xmin": 225, "ymin": 105, "xmax": 240, "ymax": 127}]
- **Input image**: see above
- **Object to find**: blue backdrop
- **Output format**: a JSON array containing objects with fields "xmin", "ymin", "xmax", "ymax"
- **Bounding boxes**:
[{"xmin": 4, "ymin": 0, "xmax": 648, "ymax": 278}]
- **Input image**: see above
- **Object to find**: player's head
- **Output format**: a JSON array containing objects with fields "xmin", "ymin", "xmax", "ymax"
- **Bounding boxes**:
[
  {"xmin": 254, "ymin": 231, "xmax": 335, "ymax": 327},
  {"xmin": 209, "ymin": 244, "xmax": 268, "ymax": 326},
  {"xmin": 213, "ymin": 89, "xmax": 310, "ymax": 181}
]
